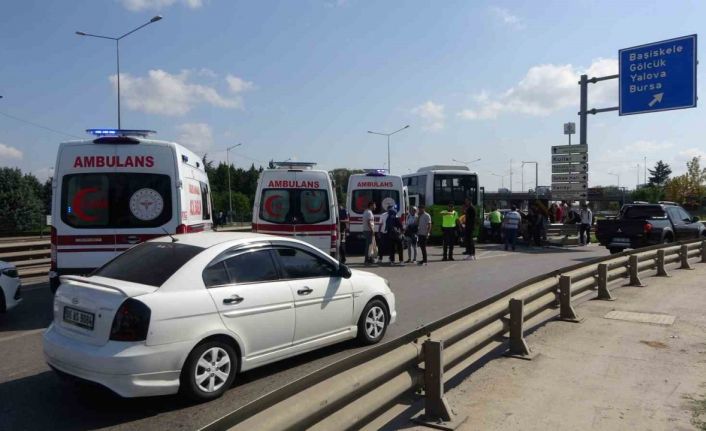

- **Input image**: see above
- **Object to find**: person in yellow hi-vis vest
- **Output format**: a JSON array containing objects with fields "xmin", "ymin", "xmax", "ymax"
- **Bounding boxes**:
[{"xmin": 440, "ymin": 202, "xmax": 459, "ymax": 261}]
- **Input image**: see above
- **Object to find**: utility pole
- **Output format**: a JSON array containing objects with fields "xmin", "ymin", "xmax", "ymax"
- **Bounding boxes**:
[
  {"xmin": 644, "ymin": 156, "xmax": 647, "ymax": 185},
  {"xmin": 509, "ymin": 159, "xmax": 513, "ymax": 193}
]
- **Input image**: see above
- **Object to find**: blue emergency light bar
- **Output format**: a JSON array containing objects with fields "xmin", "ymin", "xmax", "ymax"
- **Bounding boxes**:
[
  {"xmin": 86, "ymin": 129, "xmax": 157, "ymax": 137},
  {"xmin": 364, "ymin": 169, "xmax": 388, "ymax": 176}
]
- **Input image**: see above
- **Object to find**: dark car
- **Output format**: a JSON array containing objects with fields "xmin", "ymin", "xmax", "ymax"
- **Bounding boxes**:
[{"xmin": 595, "ymin": 203, "xmax": 705, "ymax": 254}]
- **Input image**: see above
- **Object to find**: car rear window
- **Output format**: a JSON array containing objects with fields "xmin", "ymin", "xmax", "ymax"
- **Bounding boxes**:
[
  {"xmin": 61, "ymin": 173, "xmax": 172, "ymax": 228},
  {"xmin": 621, "ymin": 206, "xmax": 666, "ymax": 219},
  {"xmin": 92, "ymin": 242, "xmax": 203, "ymax": 287},
  {"xmin": 259, "ymin": 188, "xmax": 329, "ymax": 224}
]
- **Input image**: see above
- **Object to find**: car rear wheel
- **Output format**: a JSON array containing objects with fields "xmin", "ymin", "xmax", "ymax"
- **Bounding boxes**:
[
  {"xmin": 181, "ymin": 340, "xmax": 237, "ymax": 401},
  {"xmin": 357, "ymin": 299, "xmax": 388, "ymax": 345}
]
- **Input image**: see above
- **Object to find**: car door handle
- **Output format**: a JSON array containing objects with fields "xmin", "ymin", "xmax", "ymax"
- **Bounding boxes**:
[
  {"xmin": 223, "ymin": 295, "xmax": 244, "ymax": 305},
  {"xmin": 297, "ymin": 287, "xmax": 313, "ymax": 296}
]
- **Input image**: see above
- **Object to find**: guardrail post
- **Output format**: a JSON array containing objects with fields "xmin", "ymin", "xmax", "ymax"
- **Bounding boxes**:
[
  {"xmin": 628, "ymin": 255, "xmax": 645, "ymax": 287},
  {"xmin": 701, "ymin": 240, "xmax": 706, "ymax": 263},
  {"xmin": 656, "ymin": 249, "xmax": 671, "ymax": 277},
  {"xmin": 412, "ymin": 340, "xmax": 467, "ymax": 430},
  {"xmin": 596, "ymin": 263, "xmax": 615, "ymax": 301},
  {"xmin": 558, "ymin": 276, "xmax": 582, "ymax": 322},
  {"xmin": 505, "ymin": 298, "xmax": 533, "ymax": 360},
  {"xmin": 679, "ymin": 244, "xmax": 694, "ymax": 270}
]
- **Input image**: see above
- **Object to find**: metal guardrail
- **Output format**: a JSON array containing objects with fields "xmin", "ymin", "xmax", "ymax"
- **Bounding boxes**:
[{"xmin": 202, "ymin": 239, "xmax": 706, "ymax": 431}]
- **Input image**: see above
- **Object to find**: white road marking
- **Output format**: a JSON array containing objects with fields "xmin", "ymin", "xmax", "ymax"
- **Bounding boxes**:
[{"xmin": 0, "ymin": 328, "xmax": 46, "ymax": 343}]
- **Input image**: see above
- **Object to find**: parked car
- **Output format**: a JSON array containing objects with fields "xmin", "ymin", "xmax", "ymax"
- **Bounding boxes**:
[
  {"xmin": 43, "ymin": 232, "xmax": 396, "ymax": 400},
  {"xmin": 0, "ymin": 261, "xmax": 22, "ymax": 313},
  {"xmin": 595, "ymin": 203, "xmax": 705, "ymax": 254}
]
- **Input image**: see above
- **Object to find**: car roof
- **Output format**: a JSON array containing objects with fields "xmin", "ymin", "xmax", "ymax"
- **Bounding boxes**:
[{"xmin": 149, "ymin": 232, "xmax": 276, "ymax": 248}]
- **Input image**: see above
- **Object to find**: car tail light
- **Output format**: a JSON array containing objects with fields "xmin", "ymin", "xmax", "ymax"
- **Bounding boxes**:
[
  {"xmin": 643, "ymin": 223, "xmax": 653, "ymax": 234},
  {"xmin": 110, "ymin": 298, "xmax": 151, "ymax": 342},
  {"xmin": 176, "ymin": 224, "xmax": 192, "ymax": 234},
  {"xmin": 50, "ymin": 226, "xmax": 57, "ymax": 271}
]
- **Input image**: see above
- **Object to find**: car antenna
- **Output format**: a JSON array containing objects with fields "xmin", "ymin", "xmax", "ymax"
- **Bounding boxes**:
[{"xmin": 161, "ymin": 227, "xmax": 178, "ymax": 243}]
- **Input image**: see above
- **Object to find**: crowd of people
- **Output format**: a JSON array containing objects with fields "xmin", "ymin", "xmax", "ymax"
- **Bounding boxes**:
[{"xmin": 338, "ymin": 199, "xmax": 596, "ymax": 266}]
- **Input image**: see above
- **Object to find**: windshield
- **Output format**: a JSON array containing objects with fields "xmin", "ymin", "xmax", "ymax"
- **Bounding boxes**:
[
  {"xmin": 351, "ymin": 189, "xmax": 400, "ymax": 214},
  {"xmin": 433, "ymin": 174, "xmax": 478, "ymax": 206},
  {"xmin": 621, "ymin": 206, "xmax": 666, "ymax": 220},
  {"xmin": 92, "ymin": 242, "xmax": 204, "ymax": 287},
  {"xmin": 61, "ymin": 173, "xmax": 172, "ymax": 228},
  {"xmin": 260, "ymin": 188, "xmax": 330, "ymax": 224}
]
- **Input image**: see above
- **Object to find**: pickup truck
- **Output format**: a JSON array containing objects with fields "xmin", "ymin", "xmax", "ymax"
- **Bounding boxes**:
[{"xmin": 595, "ymin": 203, "xmax": 705, "ymax": 254}]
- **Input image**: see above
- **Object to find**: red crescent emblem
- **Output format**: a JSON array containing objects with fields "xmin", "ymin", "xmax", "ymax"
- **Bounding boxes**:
[
  {"xmin": 264, "ymin": 195, "xmax": 284, "ymax": 217},
  {"xmin": 304, "ymin": 194, "xmax": 325, "ymax": 213},
  {"xmin": 72, "ymin": 187, "xmax": 99, "ymax": 222}
]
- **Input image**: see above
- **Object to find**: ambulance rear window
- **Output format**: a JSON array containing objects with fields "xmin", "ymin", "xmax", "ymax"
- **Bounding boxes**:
[
  {"xmin": 352, "ymin": 190, "xmax": 400, "ymax": 214},
  {"xmin": 61, "ymin": 173, "xmax": 172, "ymax": 228},
  {"xmin": 260, "ymin": 189, "xmax": 329, "ymax": 224}
]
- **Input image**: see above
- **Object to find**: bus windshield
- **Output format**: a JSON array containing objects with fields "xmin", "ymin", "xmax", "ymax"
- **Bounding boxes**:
[{"xmin": 432, "ymin": 174, "xmax": 477, "ymax": 206}]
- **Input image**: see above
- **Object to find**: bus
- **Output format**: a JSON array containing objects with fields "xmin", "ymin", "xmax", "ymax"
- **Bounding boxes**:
[{"xmin": 402, "ymin": 165, "xmax": 483, "ymax": 237}]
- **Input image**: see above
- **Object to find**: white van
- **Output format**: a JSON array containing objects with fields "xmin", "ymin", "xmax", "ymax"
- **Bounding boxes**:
[
  {"xmin": 346, "ymin": 171, "xmax": 408, "ymax": 245},
  {"xmin": 49, "ymin": 129, "xmax": 213, "ymax": 292},
  {"xmin": 252, "ymin": 162, "xmax": 339, "ymax": 257}
]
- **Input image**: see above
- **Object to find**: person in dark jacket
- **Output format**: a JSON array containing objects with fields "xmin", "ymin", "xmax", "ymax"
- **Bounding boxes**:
[
  {"xmin": 463, "ymin": 198, "xmax": 476, "ymax": 260},
  {"xmin": 384, "ymin": 206, "xmax": 404, "ymax": 265}
]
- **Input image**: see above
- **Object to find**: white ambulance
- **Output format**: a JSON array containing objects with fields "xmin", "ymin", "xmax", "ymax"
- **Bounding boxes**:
[
  {"xmin": 49, "ymin": 129, "xmax": 213, "ymax": 292},
  {"xmin": 252, "ymin": 162, "xmax": 340, "ymax": 257},
  {"xmin": 346, "ymin": 170, "xmax": 408, "ymax": 246}
]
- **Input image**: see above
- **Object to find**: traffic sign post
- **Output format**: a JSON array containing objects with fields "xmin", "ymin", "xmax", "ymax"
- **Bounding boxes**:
[
  {"xmin": 619, "ymin": 35, "xmax": 697, "ymax": 116},
  {"xmin": 552, "ymin": 173, "xmax": 588, "ymax": 183},
  {"xmin": 552, "ymin": 153, "xmax": 588, "ymax": 164},
  {"xmin": 551, "ymin": 182, "xmax": 588, "ymax": 192},
  {"xmin": 551, "ymin": 163, "xmax": 588, "ymax": 173},
  {"xmin": 552, "ymin": 144, "xmax": 587, "ymax": 155}
]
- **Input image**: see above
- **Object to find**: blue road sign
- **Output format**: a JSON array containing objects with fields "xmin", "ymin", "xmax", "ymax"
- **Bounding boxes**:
[{"xmin": 619, "ymin": 34, "xmax": 697, "ymax": 116}]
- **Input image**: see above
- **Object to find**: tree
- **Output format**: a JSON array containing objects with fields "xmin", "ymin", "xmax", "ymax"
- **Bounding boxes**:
[
  {"xmin": 0, "ymin": 168, "xmax": 44, "ymax": 233},
  {"xmin": 664, "ymin": 174, "xmax": 690, "ymax": 203},
  {"xmin": 329, "ymin": 168, "xmax": 365, "ymax": 203},
  {"xmin": 663, "ymin": 156, "xmax": 706, "ymax": 204},
  {"xmin": 631, "ymin": 185, "xmax": 664, "ymax": 203},
  {"xmin": 648, "ymin": 160, "xmax": 672, "ymax": 187}
]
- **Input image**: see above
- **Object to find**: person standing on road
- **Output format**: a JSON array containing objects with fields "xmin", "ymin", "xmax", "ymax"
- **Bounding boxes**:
[
  {"xmin": 579, "ymin": 202, "xmax": 593, "ymax": 246},
  {"xmin": 384, "ymin": 206, "xmax": 404, "ymax": 265},
  {"xmin": 503, "ymin": 205, "xmax": 522, "ymax": 251},
  {"xmin": 417, "ymin": 205, "xmax": 432, "ymax": 266},
  {"xmin": 489, "ymin": 207, "xmax": 502, "ymax": 243},
  {"xmin": 441, "ymin": 202, "xmax": 459, "ymax": 261},
  {"xmin": 463, "ymin": 198, "xmax": 476, "ymax": 260},
  {"xmin": 405, "ymin": 206, "xmax": 419, "ymax": 263},
  {"xmin": 362, "ymin": 201, "xmax": 376, "ymax": 264},
  {"xmin": 338, "ymin": 204, "xmax": 349, "ymax": 264}
]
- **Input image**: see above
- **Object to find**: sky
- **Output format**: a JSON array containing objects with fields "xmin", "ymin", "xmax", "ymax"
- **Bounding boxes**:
[{"xmin": 1, "ymin": 0, "xmax": 704, "ymax": 191}]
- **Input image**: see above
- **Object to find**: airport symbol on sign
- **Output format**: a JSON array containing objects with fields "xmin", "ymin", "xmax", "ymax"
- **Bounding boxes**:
[{"xmin": 619, "ymin": 34, "xmax": 697, "ymax": 115}]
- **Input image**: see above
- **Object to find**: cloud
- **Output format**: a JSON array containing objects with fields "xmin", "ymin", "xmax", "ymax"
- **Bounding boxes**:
[
  {"xmin": 112, "ymin": 69, "xmax": 248, "ymax": 116},
  {"xmin": 412, "ymin": 101, "xmax": 445, "ymax": 131},
  {"xmin": 0, "ymin": 143, "xmax": 23, "ymax": 161},
  {"xmin": 490, "ymin": 7, "xmax": 525, "ymax": 30},
  {"xmin": 119, "ymin": 0, "xmax": 203, "ymax": 11},
  {"xmin": 324, "ymin": 0, "xmax": 349, "ymax": 7},
  {"xmin": 176, "ymin": 123, "xmax": 213, "ymax": 155},
  {"xmin": 226, "ymin": 75, "xmax": 255, "ymax": 93},
  {"xmin": 457, "ymin": 58, "xmax": 618, "ymax": 120},
  {"xmin": 677, "ymin": 147, "xmax": 706, "ymax": 163}
]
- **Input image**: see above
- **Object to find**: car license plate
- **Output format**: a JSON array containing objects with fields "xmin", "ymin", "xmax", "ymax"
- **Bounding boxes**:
[
  {"xmin": 63, "ymin": 306, "xmax": 95, "ymax": 330},
  {"xmin": 613, "ymin": 237, "xmax": 630, "ymax": 244}
]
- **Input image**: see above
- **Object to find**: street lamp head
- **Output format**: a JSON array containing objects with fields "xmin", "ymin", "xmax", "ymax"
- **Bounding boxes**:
[
  {"xmin": 367, "ymin": 131, "xmax": 374, "ymax": 134},
  {"xmin": 150, "ymin": 15, "xmax": 163, "ymax": 22},
  {"xmin": 403, "ymin": 125, "xmax": 410, "ymax": 129},
  {"xmin": 76, "ymin": 31, "xmax": 87, "ymax": 36}
]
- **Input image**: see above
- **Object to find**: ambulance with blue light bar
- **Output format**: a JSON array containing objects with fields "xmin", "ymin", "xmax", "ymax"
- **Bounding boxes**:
[
  {"xmin": 252, "ymin": 161, "xmax": 340, "ymax": 257},
  {"xmin": 346, "ymin": 170, "xmax": 408, "ymax": 246},
  {"xmin": 49, "ymin": 129, "xmax": 213, "ymax": 293}
]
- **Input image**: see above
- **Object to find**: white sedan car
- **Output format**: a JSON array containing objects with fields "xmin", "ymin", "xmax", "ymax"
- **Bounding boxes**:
[
  {"xmin": 0, "ymin": 261, "xmax": 22, "ymax": 312},
  {"xmin": 43, "ymin": 232, "xmax": 396, "ymax": 400}
]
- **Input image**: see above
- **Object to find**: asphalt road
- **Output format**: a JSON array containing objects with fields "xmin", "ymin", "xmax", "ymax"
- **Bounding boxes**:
[{"xmin": 0, "ymin": 243, "xmax": 607, "ymax": 431}]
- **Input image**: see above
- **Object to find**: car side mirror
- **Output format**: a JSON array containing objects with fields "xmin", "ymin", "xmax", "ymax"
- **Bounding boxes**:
[
  {"xmin": 692, "ymin": 216, "xmax": 700, "ymax": 223},
  {"xmin": 338, "ymin": 264, "xmax": 352, "ymax": 279}
]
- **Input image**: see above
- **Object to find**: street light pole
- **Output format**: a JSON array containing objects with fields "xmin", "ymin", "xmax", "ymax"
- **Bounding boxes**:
[
  {"xmin": 226, "ymin": 143, "xmax": 242, "ymax": 222},
  {"xmin": 367, "ymin": 125, "xmax": 410, "ymax": 173},
  {"xmin": 491, "ymin": 173, "xmax": 506, "ymax": 189},
  {"xmin": 76, "ymin": 15, "xmax": 163, "ymax": 130},
  {"xmin": 522, "ymin": 161, "xmax": 539, "ymax": 198},
  {"xmin": 608, "ymin": 172, "xmax": 620, "ymax": 189}
]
